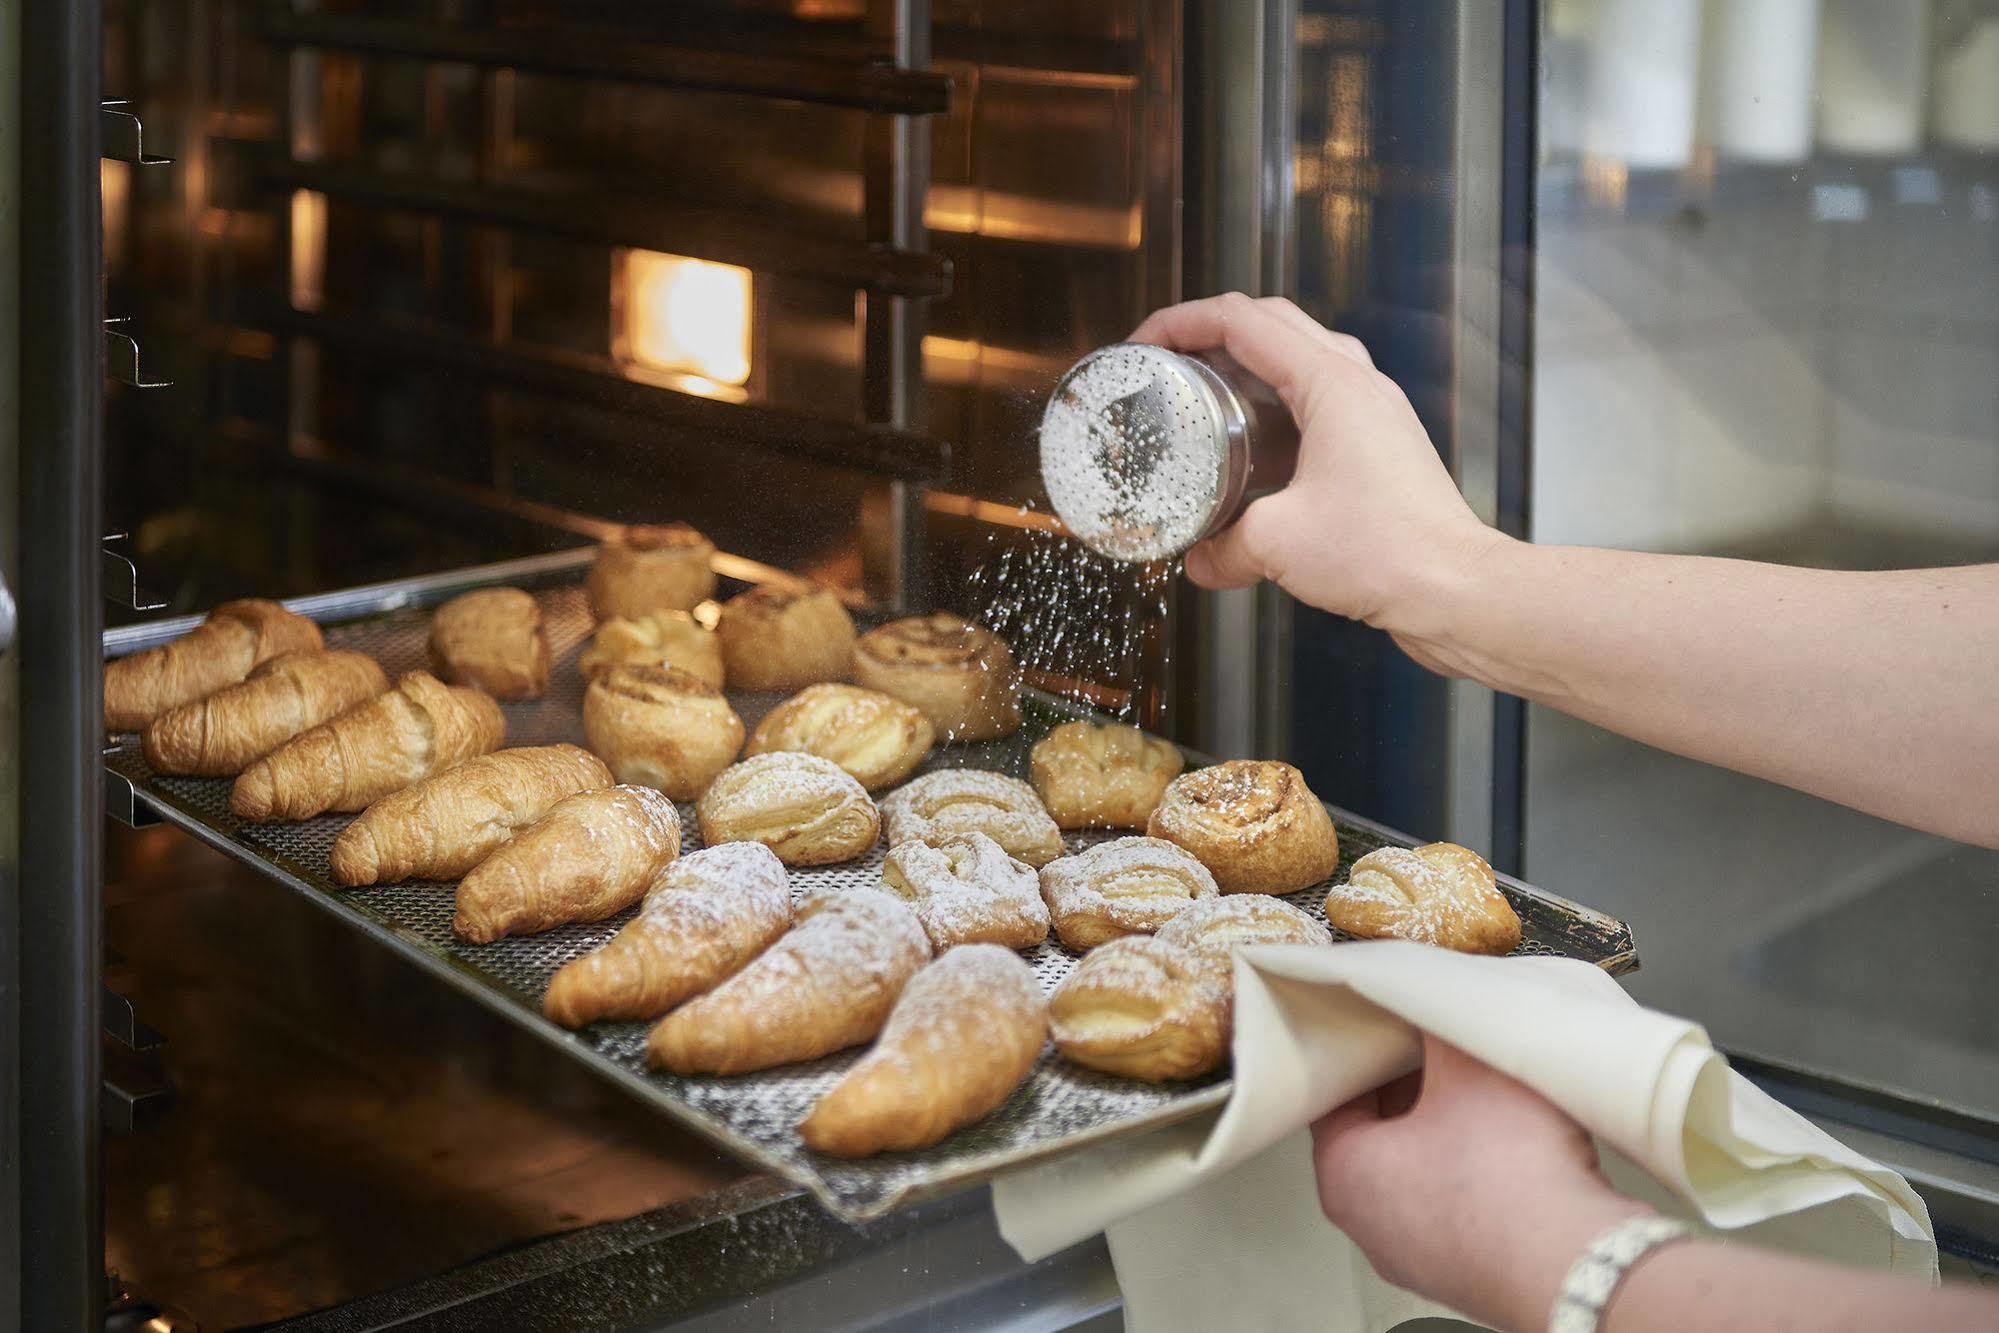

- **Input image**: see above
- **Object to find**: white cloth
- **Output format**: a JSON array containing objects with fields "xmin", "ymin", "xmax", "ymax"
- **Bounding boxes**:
[{"xmin": 992, "ymin": 941, "xmax": 1936, "ymax": 1333}]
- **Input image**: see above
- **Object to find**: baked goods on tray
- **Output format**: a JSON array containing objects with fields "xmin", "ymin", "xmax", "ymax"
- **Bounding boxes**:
[
  {"xmin": 745, "ymin": 683, "xmax": 934, "ymax": 791},
  {"xmin": 880, "ymin": 832, "xmax": 1050, "ymax": 951},
  {"xmin": 580, "ymin": 609, "xmax": 725, "ymax": 690},
  {"xmin": 852, "ymin": 612, "xmax": 1020, "ymax": 741},
  {"xmin": 1050, "ymin": 935, "xmax": 1230, "ymax": 1083},
  {"xmin": 1147, "ymin": 760, "xmax": 1340, "ymax": 895},
  {"xmin": 1039, "ymin": 835, "xmax": 1220, "ymax": 951},
  {"xmin": 427, "ymin": 586, "xmax": 549, "ymax": 701},
  {"xmin": 587, "ymin": 523, "xmax": 717, "ymax": 620},
  {"xmin": 880, "ymin": 769, "xmax": 1064, "ymax": 868},
  {"xmin": 230, "ymin": 670, "xmax": 504, "ymax": 822},
  {"xmin": 106, "ymin": 598, "xmax": 324, "ymax": 732},
  {"xmin": 583, "ymin": 664, "xmax": 744, "ymax": 801},
  {"xmin": 800, "ymin": 944, "xmax": 1048, "ymax": 1158},
  {"xmin": 141, "ymin": 650, "xmax": 387, "ymax": 777},
  {"xmin": 1154, "ymin": 894, "xmax": 1332, "ymax": 966},
  {"xmin": 454, "ymin": 784, "xmax": 682, "ymax": 943},
  {"xmin": 716, "ymin": 582, "xmax": 857, "ymax": 692},
  {"xmin": 1030, "ymin": 721, "xmax": 1184, "ymax": 830},
  {"xmin": 695, "ymin": 752, "xmax": 880, "ymax": 866},
  {"xmin": 1323, "ymin": 841, "xmax": 1521, "ymax": 956}
]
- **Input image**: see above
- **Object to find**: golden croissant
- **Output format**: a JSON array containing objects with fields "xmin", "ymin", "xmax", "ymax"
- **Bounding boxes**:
[
  {"xmin": 105, "ymin": 599, "xmax": 323, "ymax": 732},
  {"xmin": 141, "ymin": 650, "xmax": 388, "ymax": 777},
  {"xmin": 454, "ymin": 785, "xmax": 682, "ymax": 943}
]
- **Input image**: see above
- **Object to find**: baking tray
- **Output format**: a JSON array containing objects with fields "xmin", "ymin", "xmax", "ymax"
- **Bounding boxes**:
[{"xmin": 103, "ymin": 550, "xmax": 1638, "ymax": 1223}]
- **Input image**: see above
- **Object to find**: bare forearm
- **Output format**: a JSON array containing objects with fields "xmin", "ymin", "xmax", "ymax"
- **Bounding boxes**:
[{"xmin": 1600, "ymin": 1241, "xmax": 1999, "ymax": 1333}]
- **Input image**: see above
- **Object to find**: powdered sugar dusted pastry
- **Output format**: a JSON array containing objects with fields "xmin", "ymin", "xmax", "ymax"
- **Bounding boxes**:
[
  {"xmin": 1323, "ymin": 842, "xmax": 1520, "ymax": 956},
  {"xmin": 880, "ymin": 769, "xmax": 1063, "ymax": 868},
  {"xmin": 587, "ymin": 523, "xmax": 717, "ymax": 620},
  {"xmin": 1030, "ymin": 721, "xmax": 1184, "ymax": 830},
  {"xmin": 583, "ymin": 664, "xmax": 744, "ymax": 800},
  {"xmin": 1050, "ymin": 936, "xmax": 1229, "ymax": 1083},
  {"xmin": 1147, "ymin": 760, "xmax": 1339, "ymax": 895},
  {"xmin": 746, "ymin": 683, "xmax": 934, "ymax": 791},
  {"xmin": 880, "ymin": 832, "xmax": 1049, "ymax": 951},
  {"xmin": 852, "ymin": 613, "xmax": 1020, "ymax": 741},
  {"xmin": 427, "ymin": 586, "xmax": 549, "ymax": 701},
  {"xmin": 454, "ymin": 784, "xmax": 682, "ymax": 943},
  {"xmin": 696, "ymin": 751, "xmax": 880, "ymax": 865},
  {"xmin": 716, "ymin": 582, "xmax": 856, "ymax": 692},
  {"xmin": 800, "ymin": 945, "xmax": 1047, "ymax": 1158},
  {"xmin": 1039, "ymin": 835, "xmax": 1219, "ymax": 951},
  {"xmin": 1154, "ymin": 895, "xmax": 1332, "ymax": 995},
  {"xmin": 646, "ymin": 887, "xmax": 931, "ymax": 1075},
  {"xmin": 579, "ymin": 610, "xmax": 724, "ymax": 690}
]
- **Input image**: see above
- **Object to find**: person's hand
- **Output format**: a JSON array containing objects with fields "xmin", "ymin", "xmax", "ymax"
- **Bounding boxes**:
[{"xmin": 1311, "ymin": 1034, "xmax": 1652, "ymax": 1332}]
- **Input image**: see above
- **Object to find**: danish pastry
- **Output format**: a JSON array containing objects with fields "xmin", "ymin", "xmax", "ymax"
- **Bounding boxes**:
[
  {"xmin": 716, "ymin": 582, "xmax": 856, "ymax": 692},
  {"xmin": 1155, "ymin": 895, "xmax": 1332, "ymax": 987},
  {"xmin": 586, "ymin": 522, "xmax": 717, "ymax": 620},
  {"xmin": 454, "ymin": 784, "xmax": 682, "ymax": 943},
  {"xmin": 695, "ymin": 751, "xmax": 880, "ymax": 866},
  {"xmin": 1323, "ymin": 842, "xmax": 1521, "ymax": 956},
  {"xmin": 141, "ymin": 650, "xmax": 387, "ymax": 777},
  {"xmin": 1147, "ymin": 760, "xmax": 1340, "ymax": 895},
  {"xmin": 745, "ymin": 683, "xmax": 934, "ymax": 791},
  {"xmin": 427, "ymin": 586, "xmax": 549, "ymax": 701},
  {"xmin": 852, "ymin": 613, "xmax": 1020, "ymax": 741},
  {"xmin": 1049, "ymin": 936, "xmax": 1229, "ymax": 1083},
  {"xmin": 583, "ymin": 664, "xmax": 744, "ymax": 800},
  {"xmin": 800, "ymin": 945, "xmax": 1047, "ymax": 1158},
  {"xmin": 880, "ymin": 769, "xmax": 1064, "ymax": 868},
  {"xmin": 1038, "ymin": 836, "xmax": 1219, "ymax": 951},
  {"xmin": 106, "ymin": 598, "xmax": 324, "ymax": 732},
  {"xmin": 880, "ymin": 832, "xmax": 1050, "ymax": 951},
  {"xmin": 1029, "ymin": 721, "xmax": 1184, "ymax": 830},
  {"xmin": 579, "ymin": 609, "xmax": 725, "ymax": 690}
]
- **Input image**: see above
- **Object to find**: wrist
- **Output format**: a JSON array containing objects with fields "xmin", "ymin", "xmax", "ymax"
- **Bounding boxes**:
[
  {"xmin": 1370, "ymin": 524, "xmax": 1520, "ymax": 675},
  {"xmin": 1493, "ymin": 1191, "xmax": 1658, "ymax": 1333}
]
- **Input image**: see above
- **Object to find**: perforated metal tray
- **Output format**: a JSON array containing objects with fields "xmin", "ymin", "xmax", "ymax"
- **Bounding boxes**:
[{"xmin": 102, "ymin": 553, "xmax": 1637, "ymax": 1222}]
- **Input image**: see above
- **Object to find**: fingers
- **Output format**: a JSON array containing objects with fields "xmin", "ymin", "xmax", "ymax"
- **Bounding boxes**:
[
  {"xmin": 1128, "ymin": 294, "xmax": 1338, "ymax": 414},
  {"xmin": 1310, "ymin": 1090, "xmax": 1383, "ymax": 1216},
  {"xmin": 1376, "ymin": 1067, "xmax": 1425, "ymax": 1119},
  {"xmin": 1181, "ymin": 496, "xmax": 1282, "ymax": 590}
]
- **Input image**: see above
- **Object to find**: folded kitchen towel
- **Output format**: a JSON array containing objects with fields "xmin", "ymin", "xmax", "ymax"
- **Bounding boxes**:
[{"xmin": 991, "ymin": 941, "xmax": 1936, "ymax": 1333}]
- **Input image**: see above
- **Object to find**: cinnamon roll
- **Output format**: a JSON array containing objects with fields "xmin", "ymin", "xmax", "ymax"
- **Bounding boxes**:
[
  {"xmin": 1147, "ymin": 760, "xmax": 1340, "ymax": 895},
  {"xmin": 1323, "ymin": 842, "xmax": 1520, "ymax": 956},
  {"xmin": 853, "ymin": 613, "xmax": 1020, "ymax": 742},
  {"xmin": 695, "ymin": 751, "xmax": 881, "ymax": 865},
  {"xmin": 1029, "ymin": 721, "xmax": 1184, "ymax": 830},
  {"xmin": 880, "ymin": 769, "xmax": 1064, "ymax": 868},
  {"xmin": 1050, "ymin": 936, "xmax": 1229, "ymax": 1083},
  {"xmin": 582, "ymin": 664, "xmax": 744, "ymax": 800},
  {"xmin": 579, "ymin": 609, "xmax": 725, "ymax": 690},
  {"xmin": 586, "ymin": 523, "xmax": 717, "ymax": 620},
  {"xmin": 745, "ymin": 683, "xmax": 934, "ymax": 791},
  {"xmin": 880, "ymin": 832, "xmax": 1050, "ymax": 951},
  {"xmin": 1038, "ymin": 836, "xmax": 1219, "ymax": 951},
  {"xmin": 717, "ymin": 582, "xmax": 857, "ymax": 692}
]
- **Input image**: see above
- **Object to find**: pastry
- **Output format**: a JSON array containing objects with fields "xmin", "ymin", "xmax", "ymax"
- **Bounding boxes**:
[
  {"xmin": 1154, "ymin": 894, "xmax": 1333, "ymax": 966},
  {"xmin": 800, "ymin": 945, "xmax": 1047, "ymax": 1158},
  {"xmin": 1038, "ymin": 836, "xmax": 1219, "ymax": 951},
  {"xmin": 695, "ymin": 752, "xmax": 880, "ymax": 866},
  {"xmin": 541, "ymin": 842, "xmax": 793, "ymax": 1027},
  {"xmin": 329, "ymin": 743, "xmax": 611, "ymax": 886},
  {"xmin": 646, "ymin": 887, "xmax": 930, "ymax": 1075},
  {"xmin": 454, "ymin": 784, "xmax": 683, "ymax": 943},
  {"xmin": 1323, "ymin": 842, "xmax": 1521, "ymax": 956},
  {"xmin": 427, "ymin": 586, "xmax": 549, "ymax": 701},
  {"xmin": 141, "ymin": 650, "xmax": 387, "ymax": 777},
  {"xmin": 716, "ymin": 582, "xmax": 856, "ymax": 692},
  {"xmin": 852, "ymin": 613, "xmax": 1020, "ymax": 741},
  {"xmin": 586, "ymin": 522, "xmax": 717, "ymax": 620},
  {"xmin": 880, "ymin": 769, "xmax": 1064, "ymax": 868},
  {"xmin": 880, "ymin": 832, "xmax": 1049, "ymax": 951},
  {"xmin": 1029, "ymin": 721, "xmax": 1183, "ymax": 830},
  {"xmin": 1147, "ymin": 760, "xmax": 1340, "ymax": 895},
  {"xmin": 1049, "ymin": 936, "xmax": 1229, "ymax": 1083},
  {"xmin": 230, "ymin": 670, "xmax": 504, "ymax": 821},
  {"xmin": 582, "ymin": 664, "xmax": 743, "ymax": 800},
  {"xmin": 105, "ymin": 598, "xmax": 323, "ymax": 731},
  {"xmin": 745, "ymin": 683, "xmax": 934, "ymax": 791},
  {"xmin": 579, "ymin": 610, "xmax": 725, "ymax": 690}
]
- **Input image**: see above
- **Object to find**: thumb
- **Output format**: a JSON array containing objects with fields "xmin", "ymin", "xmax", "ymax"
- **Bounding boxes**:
[{"xmin": 1183, "ymin": 496, "xmax": 1283, "ymax": 590}]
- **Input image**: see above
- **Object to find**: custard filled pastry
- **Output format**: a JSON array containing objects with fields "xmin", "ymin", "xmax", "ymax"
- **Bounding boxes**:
[
  {"xmin": 542, "ymin": 841, "xmax": 793, "ymax": 1028},
  {"xmin": 142, "ymin": 650, "xmax": 387, "ymax": 777},
  {"xmin": 852, "ymin": 613, "xmax": 1020, "ymax": 741},
  {"xmin": 454, "ymin": 784, "xmax": 682, "ymax": 943},
  {"xmin": 1147, "ymin": 760, "xmax": 1340, "ymax": 895},
  {"xmin": 716, "ymin": 582, "xmax": 856, "ymax": 692},
  {"xmin": 1323, "ymin": 842, "xmax": 1521, "ymax": 956},
  {"xmin": 427, "ymin": 587, "xmax": 549, "ymax": 701},
  {"xmin": 1029, "ymin": 721, "xmax": 1184, "ymax": 830},
  {"xmin": 880, "ymin": 769, "xmax": 1064, "ymax": 868},
  {"xmin": 745, "ymin": 683, "xmax": 934, "ymax": 791},
  {"xmin": 106, "ymin": 598, "xmax": 324, "ymax": 732},
  {"xmin": 800, "ymin": 944, "xmax": 1047, "ymax": 1158},
  {"xmin": 1050, "ymin": 936, "xmax": 1229, "ymax": 1083},
  {"xmin": 1038, "ymin": 836, "xmax": 1219, "ymax": 951},
  {"xmin": 583, "ymin": 664, "xmax": 744, "ymax": 801},
  {"xmin": 586, "ymin": 522, "xmax": 717, "ymax": 620},
  {"xmin": 696, "ymin": 751, "xmax": 880, "ymax": 866},
  {"xmin": 646, "ymin": 887, "xmax": 930, "ymax": 1075},
  {"xmin": 880, "ymin": 832, "xmax": 1049, "ymax": 951},
  {"xmin": 579, "ymin": 609, "xmax": 725, "ymax": 690}
]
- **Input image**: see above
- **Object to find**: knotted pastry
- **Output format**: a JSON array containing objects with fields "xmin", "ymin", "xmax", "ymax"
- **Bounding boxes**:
[
  {"xmin": 329, "ymin": 743, "xmax": 611, "ymax": 886},
  {"xmin": 454, "ymin": 784, "xmax": 682, "ymax": 943},
  {"xmin": 1154, "ymin": 894, "xmax": 1333, "ymax": 964},
  {"xmin": 880, "ymin": 832, "xmax": 1049, "ymax": 951},
  {"xmin": 716, "ymin": 582, "xmax": 856, "ymax": 692},
  {"xmin": 852, "ymin": 613, "xmax": 1020, "ymax": 741},
  {"xmin": 800, "ymin": 944, "xmax": 1047, "ymax": 1158},
  {"xmin": 646, "ymin": 887, "xmax": 930, "ymax": 1075},
  {"xmin": 746, "ymin": 683, "xmax": 934, "ymax": 791},
  {"xmin": 542, "ymin": 841, "xmax": 793, "ymax": 1027},
  {"xmin": 579, "ymin": 609, "xmax": 724, "ymax": 689},
  {"xmin": 583, "ymin": 664, "xmax": 743, "ymax": 800},
  {"xmin": 1050, "ymin": 936, "xmax": 1229, "ymax": 1083},
  {"xmin": 141, "ymin": 650, "xmax": 387, "ymax": 777},
  {"xmin": 880, "ymin": 769, "xmax": 1064, "ymax": 868},
  {"xmin": 106, "ymin": 598, "xmax": 324, "ymax": 732},
  {"xmin": 230, "ymin": 670, "xmax": 504, "ymax": 822},
  {"xmin": 427, "ymin": 586, "xmax": 549, "ymax": 701},
  {"xmin": 586, "ymin": 522, "xmax": 717, "ymax": 620},
  {"xmin": 1029, "ymin": 721, "xmax": 1184, "ymax": 830},
  {"xmin": 1147, "ymin": 760, "xmax": 1340, "ymax": 895},
  {"xmin": 1323, "ymin": 842, "xmax": 1521, "ymax": 956},
  {"xmin": 1039, "ymin": 836, "xmax": 1219, "ymax": 951},
  {"xmin": 695, "ymin": 752, "xmax": 880, "ymax": 866}
]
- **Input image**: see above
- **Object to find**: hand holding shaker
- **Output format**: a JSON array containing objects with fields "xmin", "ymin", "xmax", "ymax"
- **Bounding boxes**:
[{"xmin": 1038, "ymin": 342, "xmax": 1300, "ymax": 563}]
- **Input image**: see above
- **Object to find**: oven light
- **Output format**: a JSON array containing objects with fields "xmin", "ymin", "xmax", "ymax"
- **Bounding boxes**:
[
  {"xmin": 617, "ymin": 249, "xmax": 752, "ymax": 394},
  {"xmin": 290, "ymin": 188, "xmax": 328, "ymax": 312}
]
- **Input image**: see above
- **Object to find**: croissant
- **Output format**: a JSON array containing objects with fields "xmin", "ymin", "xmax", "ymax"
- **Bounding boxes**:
[
  {"xmin": 105, "ymin": 599, "xmax": 323, "ymax": 732},
  {"xmin": 141, "ymin": 650, "xmax": 388, "ymax": 777},
  {"xmin": 453, "ymin": 785, "xmax": 682, "ymax": 943},
  {"xmin": 229, "ymin": 671, "xmax": 505, "ymax": 822}
]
